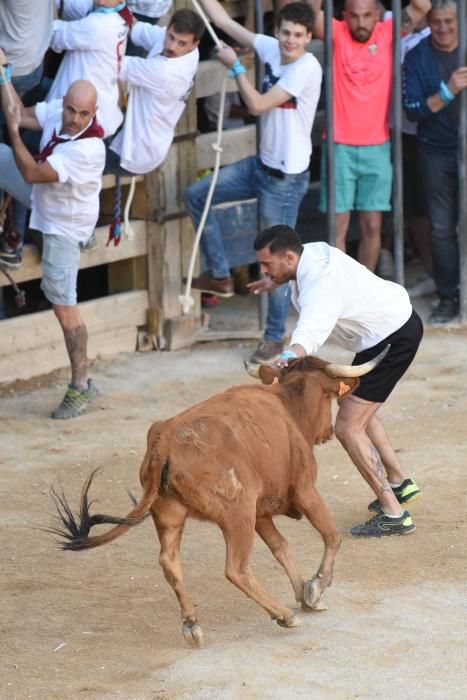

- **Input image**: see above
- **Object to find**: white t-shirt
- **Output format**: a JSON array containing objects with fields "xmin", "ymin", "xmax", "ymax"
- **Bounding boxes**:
[
  {"xmin": 253, "ymin": 35, "xmax": 322, "ymax": 174},
  {"xmin": 289, "ymin": 243, "xmax": 412, "ymax": 354},
  {"xmin": 47, "ymin": 12, "xmax": 128, "ymax": 137},
  {"xmin": 110, "ymin": 23, "xmax": 199, "ymax": 174},
  {"xmin": 30, "ymin": 100, "xmax": 106, "ymax": 244},
  {"xmin": 127, "ymin": 1, "xmax": 172, "ymax": 18},
  {"xmin": 0, "ymin": 0, "xmax": 53, "ymax": 77}
]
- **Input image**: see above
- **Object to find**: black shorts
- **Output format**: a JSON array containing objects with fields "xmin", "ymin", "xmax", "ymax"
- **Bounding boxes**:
[{"xmin": 352, "ymin": 310, "xmax": 424, "ymax": 403}]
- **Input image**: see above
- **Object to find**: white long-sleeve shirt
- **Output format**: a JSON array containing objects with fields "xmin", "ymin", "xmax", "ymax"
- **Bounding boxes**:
[
  {"xmin": 110, "ymin": 23, "xmax": 199, "ymax": 174},
  {"xmin": 289, "ymin": 243, "xmax": 412, "ymax": 354},
  {"xmin": 47, "ymin": 11, "xmax": 128, "ymax": 137}
]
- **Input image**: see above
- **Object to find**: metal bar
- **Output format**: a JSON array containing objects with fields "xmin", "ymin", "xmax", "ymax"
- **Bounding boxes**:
[
  {"xmin": 253, "ymin": 0, "xmax": 268, "ymax": 331},
  {"xmin": 324, "ymin": 0, "xmax": 335, "ymax": 246},
  {"xmin": 458, "ymin": 0, "xmax": 467, "ymax": 321},
  {"xmin": 391, "ymin": 0, "xmax": 404, "ymax": 286}
]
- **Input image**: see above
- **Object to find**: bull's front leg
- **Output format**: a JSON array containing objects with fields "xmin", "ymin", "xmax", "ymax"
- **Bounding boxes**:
[
  {"xmin": 152, "ymin": 500, "xmax": 203, "ymax": 647},
  {"xmin": 296, "ymin": 484, "xmax": 341, "ymax": 611},
  {"xmin": 222, "ymin": 514, "xmax": 300, "ymax": 629}
]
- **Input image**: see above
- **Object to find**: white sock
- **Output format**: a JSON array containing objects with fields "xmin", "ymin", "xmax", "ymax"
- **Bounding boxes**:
[
  {"xmin": 383, "ymin": 510, "xmax": 404, "ymax": 518},
  {"xmin": 389, "ymin": 481, "xmax": 403, "ymax": 488}
]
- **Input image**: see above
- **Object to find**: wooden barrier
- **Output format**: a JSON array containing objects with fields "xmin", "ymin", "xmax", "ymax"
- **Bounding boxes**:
[{"xmin": 0, "ymin": 3, "xmax": 326, "ymax": 383}]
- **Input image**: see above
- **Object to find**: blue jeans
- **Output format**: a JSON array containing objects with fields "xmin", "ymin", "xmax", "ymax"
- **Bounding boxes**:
[
  {"xmin": 418, "ymin": 143, "xmax": 459, "ymax": 299},
  {"xmin": 0, "ymin": 144, "xmax": 32, "ymax": 247},
  {"xmin": 183, "ymin": 156, "xmax": 309, "ymax": 341}
]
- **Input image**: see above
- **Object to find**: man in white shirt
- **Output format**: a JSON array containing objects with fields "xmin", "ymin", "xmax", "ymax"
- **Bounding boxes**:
[
  {"xmin": 106, "ymin": 8, "xmax": 204, "ymax": 175},
  {"xmin": 249, "ymin": 224, "xmax": 424, "ymax": 538},
  {"xmin": 0, "ymin": 64, "xmax": 106, "ymax": 420},
  {"xmin": 47, "ymin": 0, "xmax": 131, "ymax": 137},
  {"xmin": 182, "ymin": 1, "xmax": 322, "ymax": 364}
]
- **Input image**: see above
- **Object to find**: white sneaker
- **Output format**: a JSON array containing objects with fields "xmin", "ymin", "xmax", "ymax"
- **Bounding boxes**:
[
  {"xmin": 407, "ymin": 275, "xmax": 436, "ymax": 299},
  {"xmin": 377, "ymin": 249, "xmax": 394, "ymax": 280}
]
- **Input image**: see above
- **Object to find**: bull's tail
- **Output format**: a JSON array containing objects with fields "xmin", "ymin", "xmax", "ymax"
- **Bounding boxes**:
[{"xmin": 49, "ymin": 465, "xmax": 164, "ymax": 552}]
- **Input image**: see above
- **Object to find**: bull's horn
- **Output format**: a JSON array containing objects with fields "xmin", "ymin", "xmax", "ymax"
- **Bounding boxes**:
[
  {"xmin": 325, "ymin": 344, "xmax": 391, "ymax": 378},
  {"xmin": 244, "ymin": 360, "xmax": 260, "ymax": 378}
]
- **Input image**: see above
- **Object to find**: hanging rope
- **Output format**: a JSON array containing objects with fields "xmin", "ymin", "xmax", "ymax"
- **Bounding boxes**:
[
  {"xmin": 123, "ymin": 176, "xmax": 136, "ymax": 240},
  {"xmin": 107, "ymin": 174, "xmax": 122, "ymax": 246},
  {"xmin": 179, "ymin": 0, "xmax": 228, "ymax": 314}
]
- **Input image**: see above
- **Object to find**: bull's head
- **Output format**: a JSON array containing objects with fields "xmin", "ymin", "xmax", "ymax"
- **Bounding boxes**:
[{"xmin": 244, "ymin": 345, "xmax": 390, "ymax": 445}]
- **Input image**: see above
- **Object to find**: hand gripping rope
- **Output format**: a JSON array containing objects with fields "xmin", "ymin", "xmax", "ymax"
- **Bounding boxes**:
[{"xmin": 179, "ymin": 0, "xmax": 228, "ymax": 314}]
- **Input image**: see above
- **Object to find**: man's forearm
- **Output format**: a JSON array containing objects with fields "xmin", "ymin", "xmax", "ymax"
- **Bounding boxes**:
[{"xmin": 8, "ymin": 129, "xmax": 41, "ymax": 184}]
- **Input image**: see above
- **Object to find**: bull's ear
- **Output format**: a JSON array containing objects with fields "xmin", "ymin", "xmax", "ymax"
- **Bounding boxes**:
[
  {"xmin": 259, "ymin": 365, "xmax": 281, "ymax": 385},
  {"xmin": 337, "ymin": 378, "xmax": 359, "ymax": 396}
]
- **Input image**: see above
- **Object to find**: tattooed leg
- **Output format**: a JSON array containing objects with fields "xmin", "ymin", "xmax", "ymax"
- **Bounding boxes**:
[
  {"xmin": 335, "ymin": 395, "xmax": 403, "ymax": 515},
  {"xmin": 53, "ymin": 304, "xmax": 89, "ymax": 389}
]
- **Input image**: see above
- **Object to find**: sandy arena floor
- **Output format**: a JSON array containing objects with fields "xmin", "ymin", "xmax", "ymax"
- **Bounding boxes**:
[{"xmin": 1, "ymin": 294, "xmax": 466, "ymax": 699}]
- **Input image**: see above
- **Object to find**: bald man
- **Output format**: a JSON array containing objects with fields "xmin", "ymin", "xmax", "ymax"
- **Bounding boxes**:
[
  {"xmin": 309, "ymin": 0, "xmax": 430, "ymax": 272},
  {"xmin": 0, "ymin": 63, "xmax": 106, "ymax": 419}
]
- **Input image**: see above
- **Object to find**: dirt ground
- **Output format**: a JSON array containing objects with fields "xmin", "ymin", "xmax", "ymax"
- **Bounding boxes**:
[{"xmin": 1, "ymin": 294, "xmax": 466, "ymax": 700}]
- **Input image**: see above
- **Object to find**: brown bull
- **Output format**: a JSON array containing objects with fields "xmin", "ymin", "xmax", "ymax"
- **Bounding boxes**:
[{"xmin": 51, "ymin": 348, "xmax": 387, "ymax": 647}]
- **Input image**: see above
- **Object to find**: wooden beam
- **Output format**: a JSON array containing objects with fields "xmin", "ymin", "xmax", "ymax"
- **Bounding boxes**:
[
  {"xmin": 0, "ymin": 290, "xmax": 148, "ymax": 357},
  {"xmin": 0, "ymin": 221, "xmax": 148, "ymax": 288},
  {"xmin": 101, "ymin": 174, "xmax": 144, "ymax": 190},
  {"xmin": 197, "ymin": 124, "xmax": 256, "ymax": 170}
]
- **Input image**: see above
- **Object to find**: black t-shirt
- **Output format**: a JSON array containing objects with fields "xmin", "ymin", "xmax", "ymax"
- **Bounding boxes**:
[{"xmin": 432, "ymin": 45, "xmax": 460, "ymax": 128}]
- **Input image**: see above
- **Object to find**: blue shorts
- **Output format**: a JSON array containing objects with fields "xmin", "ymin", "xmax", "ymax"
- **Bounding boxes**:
[
  {"xmin": 320, "ymin": 142, "xmax": 393, "ymax": 213},
  {"xmin": 40, "ymin": 234, "xmax": 81, "ymax": 306}
]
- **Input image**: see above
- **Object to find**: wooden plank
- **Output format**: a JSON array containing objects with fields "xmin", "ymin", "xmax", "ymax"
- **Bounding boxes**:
[
  {"xmin": 162, "ymin": 219, "xmax": 183, "ymax": 320},
  {"xmin": 197, "ymin": 124, "xmax": 256, "ymax": 170},
  {"xmin": 101, "ymin": 174, "xmax": 144, "ymax": 190},
  {"xmin": 0, "ymin": 221, "xmax": 148, "ymax": 288},
  {"xmin": 0, "ymin": 290, "xmax": 148, "ymax": 357},
  {"xmin": 164, "ymin": 314, "xmax": 200, "ymax": 351},
  {"xmin": 0, "ymin": 326, "xmax": 139, "ymax": 385},
  {"xmin": 195, "ymin": 60, "xmax": 255, "ymax": 99}
]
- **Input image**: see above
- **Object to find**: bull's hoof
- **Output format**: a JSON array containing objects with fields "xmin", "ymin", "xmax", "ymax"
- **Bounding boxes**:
[
  {"xmin": 277, "ymin": 614, "xmax": 301, "ymax": 628},
  {"xmin": 301, "ymin": 599, "xmax": 328, "ymax": 613},
  {"xmin": 182, "ymin": 620, "xmax": 204, "ymax": 648},
  {"xmin": 303, "ymin": 577, "xmax": 323, "ymax": 608}
]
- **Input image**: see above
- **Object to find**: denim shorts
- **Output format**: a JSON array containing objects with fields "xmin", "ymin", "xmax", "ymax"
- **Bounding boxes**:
[
  {"xmin": 320, "ymin": 142, "xmax": 392, "ymax": 213},
  {"xmin": 40, "ymin": 234, "xmax": 81, "ymax": 306}
]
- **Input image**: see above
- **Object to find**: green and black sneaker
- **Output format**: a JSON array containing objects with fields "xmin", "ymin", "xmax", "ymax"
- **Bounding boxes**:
[
  {"xmin": 350, "ymin": 510, "xmax": 416, "ymax": 538},
  {"xmin": 368, "ymin": 478, "xmax": 421, "ymax": 513},
  {"xmin": 51, "ymin": 379, "xmax": 100, "ymax": 419}
]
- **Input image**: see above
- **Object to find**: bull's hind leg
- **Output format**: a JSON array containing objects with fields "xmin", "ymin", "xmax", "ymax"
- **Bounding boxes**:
[
  {"xmin": 295, "ymin": 484, "xmax": 341, "ymax": 611},
  {"xmin": 256, "ymin": 516, "xmax": 304, "ymax": 605},
  {"xmin": 222, "ymin": 515, "xmax": 299, "ymax": 628},
  {"xmin": 151, "ymin": 499, "xmax": 202, "ymax": 647}
]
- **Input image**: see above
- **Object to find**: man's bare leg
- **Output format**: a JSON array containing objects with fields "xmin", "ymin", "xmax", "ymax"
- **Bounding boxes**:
[
  {"xmin": 358, "ymin": 210, "xmax": 382, "ymax": 271},
  {"xmin": 335, "ymin": 211, "xmax": 351, "ymax": 252},
  {"xmin": 53, "ymin": 304, "xmax": 89, "ymax": 389},
  {"xmin": 334, "ymin": 395, "xmax": 402, "ymax": 515}
]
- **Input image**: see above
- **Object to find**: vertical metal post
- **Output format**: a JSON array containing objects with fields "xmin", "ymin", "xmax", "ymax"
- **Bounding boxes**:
[
  {"xmin": 254, "ymin": 0, "xmax": 268, "ymax": 330},
  {"xmin": 391, "ymin": 0, "xmax": 404, "ymax": 286},
  {"xmin": 324, "ymin": 0, "xmax": 335, "ymax": 246},
  {"xmin": 458, "ymin": 0, "xmax": 467, "ymax": 321}
]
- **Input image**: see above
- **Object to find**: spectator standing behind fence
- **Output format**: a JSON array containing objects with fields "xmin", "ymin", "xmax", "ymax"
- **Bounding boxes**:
[
  {"xmin": 46, "ymin": 0, "xmax": 131, "ymax": 138},
  {"xmin": 403, "ymin": 0, "xmax": 467, "ymax": 324},
  {"xmin": 0, "ymin": 64, "xmax": 106, "ymax": 419},
  {"xmin": 183, "ymin": 0, "xmax": 322, "ymax": 364},
  {"xmin": 309, "ymin": 0, "xmax": 430, "ymax": 273},
  {"xmin": 105, "ymin": 9, "xmax": 203, "ymax": 176}
]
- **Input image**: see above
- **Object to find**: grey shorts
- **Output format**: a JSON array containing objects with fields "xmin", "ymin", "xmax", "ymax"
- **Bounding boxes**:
[{"xmin": 40, "ymin": 234, "xmax": 81, "ymax": 306}]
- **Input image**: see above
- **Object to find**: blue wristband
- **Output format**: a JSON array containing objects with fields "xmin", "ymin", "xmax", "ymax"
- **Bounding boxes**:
[
  {"xmin": 0, "ymin": 64, "xmax": 12, "ymax": 85},
  {"xmin": 279, "ymin": 349, "xmax": 298, "ymax": 362},
  {"xmin": 228, "ymin": 59, "xmax": 246, "ymax": 79},
  {"xmin": 439, "ymin": 80, "xmax": 455, "ymax": 103}
]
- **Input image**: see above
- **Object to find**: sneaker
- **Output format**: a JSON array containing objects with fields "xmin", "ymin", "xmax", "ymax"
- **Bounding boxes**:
[
  {"xmin": 428, "ymin": 297, "xmax": 458, "ymax": 325},
  {"xmin": 349, "ymin": 510, "xmax": 415, "ymax": 537},
  {"xmin": 0, "ymin": 247, "xmax": 22, "ymax": 270},
  {"xmin": 377, "ymin": 249, "xmax": 394, "ymax": 280},
  {"xmin": 79, "ymin": 231, "xmax": 98, "ymax": 252},
  {"xmin": 201, "ymin": 293, "xmax": 218, "ymax": 309},
  {"xmin": 250, "ymin": 339, "xmax": 284, "ymax": 363},
  {"xmin": 52, "ymin": 379, "xmax": 100, "ymax": 419},
  {"xmin": 406, "ymin": 275, "xmax": 436, "ymax": 299},
  {"xmin": 368, "ymin": 478, "xmax": 421, "ymax": 513},
  {"xmin": 190, "ymin": 272, "xmax": 234, "ymax": 297}
]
